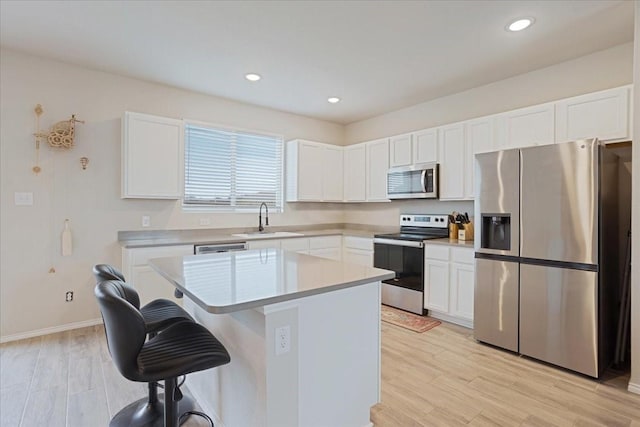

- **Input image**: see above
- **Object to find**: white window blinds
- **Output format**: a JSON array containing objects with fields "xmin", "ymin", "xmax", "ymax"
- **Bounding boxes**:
[{"xmin": 184, "ymin": 123, "xmax": 283, "ymax": 210}]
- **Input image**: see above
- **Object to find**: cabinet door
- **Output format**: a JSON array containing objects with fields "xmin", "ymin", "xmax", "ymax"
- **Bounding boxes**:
[
  {"xmin": 342, "ymin": 248, "xmax": 373, "ymax": 267},
  {"xmin": 413, "ymin": 129, "xmax": 438, "ymax": 164},
  {"xmin": 497, "ymin": 103, "xmax": 555, "ymax": 149},
  {"xmin": 366, "ymin": 138, "xmax": 390, "ymax": 201},
  {"xmin": 389, "ymin": 133, "xmax": 413, "ymax": 167},
  {"xmin": 247, "ymin": 239, "xmax": 281, "ymax": 250},
  {"xmin": 122, "ymin": 112, "xmax": 183, "ymax": 199},
  {"xmin": 449, "ymin": 263, "xmax": 474, "ymax": 321},
  {"xmin": 297, "ymin": 141, "xmax": 324, "ymax": 201},
  {"xmin": 466, "ymin": 117, "xmax": 495, "ymax": 199},
  {"xmin": 131, "ymin": 265, "xmax": 185, "ymax": 306},
  {"xmin": 280, "ymin": 237, "xmax": 309, "ymax": 254},
  {"xmin": 438, "ymin": 123, "xmax": 466, "ymax": 200},
  {"xmin": 555, "ymin": 86, "xmax": 630, "ymax": 143},
  {"xmin": 124, "ymin": 244, "xmax": 193, "ymax": 306},
  {"xmin": 343, "ymin": 144, "xmax": 366, "ymax": 201},
  {"xmin": 424, "ymin": 259, "xmax": 449, "ymax": 312},
  {"xmin": 323, "ymin": 145, "xmax": 344, "ymax": 201}
]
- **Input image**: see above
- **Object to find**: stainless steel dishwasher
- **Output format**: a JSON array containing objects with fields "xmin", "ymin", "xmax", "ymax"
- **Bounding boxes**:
[{"xmin": 194, "ymin": 242, "xmax": 248, "ymax": 255}]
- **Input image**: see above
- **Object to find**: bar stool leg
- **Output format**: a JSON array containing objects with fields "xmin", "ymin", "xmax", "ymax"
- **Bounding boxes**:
[{"xmin": 164, "ymin": 377, "xmax": 179, "ymax": 427}]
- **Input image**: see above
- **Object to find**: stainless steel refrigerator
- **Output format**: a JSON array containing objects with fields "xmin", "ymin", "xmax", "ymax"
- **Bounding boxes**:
[{"xmin": 473, "ymin": 139, "xmax": 620, "ymax": 378}]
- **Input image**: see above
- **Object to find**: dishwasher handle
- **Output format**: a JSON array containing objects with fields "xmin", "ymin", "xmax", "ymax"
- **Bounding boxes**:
[{"xmin": 194, "ymin": 242, "xmax": 248, "ymax": 255}]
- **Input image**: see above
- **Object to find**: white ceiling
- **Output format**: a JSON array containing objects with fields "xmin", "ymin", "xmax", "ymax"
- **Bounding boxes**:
[{"xmin": 0, "ymin": 1, "xmax": 634, "ymax": 125}]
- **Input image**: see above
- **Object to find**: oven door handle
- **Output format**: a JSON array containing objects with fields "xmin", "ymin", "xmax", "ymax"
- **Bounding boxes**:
[{"xmin": 373, "ymin": 238, "xmax": 424, "ymax": 248}]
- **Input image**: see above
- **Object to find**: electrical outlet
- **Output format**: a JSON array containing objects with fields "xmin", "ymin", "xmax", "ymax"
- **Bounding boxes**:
[
  {"xmin": 275, "ymin": 325, "xmax": 290, "ymax": 355},
  {"xmin": 65, "ymin": 291, "xmax": 73, "ymax": 302},
  {"xmin": 142, "ymin": 215, "xmax": 151, "ymax": 227},
  {"xmin": 199, "ymin": 217, "xmax": 211, "ymax": 226}
]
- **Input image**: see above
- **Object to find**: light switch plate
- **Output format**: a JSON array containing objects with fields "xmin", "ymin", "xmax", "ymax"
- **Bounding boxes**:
[{"xmin": 14, "ymin": 192, "xmax": 34, "ymax": 206}]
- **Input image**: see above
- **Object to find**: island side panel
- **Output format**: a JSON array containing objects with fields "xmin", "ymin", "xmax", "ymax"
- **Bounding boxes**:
[
  {"xmin": 297, "ymin": 281, "xmax": 381, "ymax": 427},
  {"xmin": 185, "ymin": 299, "xmax": 269, "ymax": 427}
]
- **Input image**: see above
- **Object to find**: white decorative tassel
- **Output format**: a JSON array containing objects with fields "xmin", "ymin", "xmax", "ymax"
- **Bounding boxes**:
[{"xmin": 61, "ymin": 219, "xmax": 73, "ymax": 256}]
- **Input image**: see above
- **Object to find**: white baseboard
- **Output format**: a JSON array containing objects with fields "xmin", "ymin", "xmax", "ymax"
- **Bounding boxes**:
[
  {"xmin": 628, "ymin": 381, "xmax": 640, "ymax": 395},
  {"xmin": 0, "ymin": 318, "xmax": 103, "ymax": 343},
  {"xmin": 428, "ymin": 311, "xmax": 473, "ymax": 330}
]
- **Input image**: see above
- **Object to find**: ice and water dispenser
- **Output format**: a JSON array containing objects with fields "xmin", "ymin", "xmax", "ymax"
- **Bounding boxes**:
[{"xmin": 481, "ymin": 214, "xmax": 511, "ymax": 250}]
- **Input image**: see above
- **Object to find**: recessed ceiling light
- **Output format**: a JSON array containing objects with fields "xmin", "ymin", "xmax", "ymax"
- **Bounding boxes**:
[
  {"xmin": 245, "ymin": 73, "xmax": 261, "ymax": 82},
  {"xmin": 507, "ymin": 18, "xmax": 534, "ymax": 32},
  {"xmin": 328, "ymin": 97, "xmax": 341, "ymax": 104}
]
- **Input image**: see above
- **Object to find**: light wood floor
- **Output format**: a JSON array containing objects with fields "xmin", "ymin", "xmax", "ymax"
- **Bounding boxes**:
[
  {"xmin": 1, "ymin": 322, "xmax": 638, "ymax": 427},
  {"xmin": 0, "ymin": 325, "xmax": 210, "ymax": 427},
  {"xmin": 373, "ymin": 321, "xmax": 639, "ymax": 427}
]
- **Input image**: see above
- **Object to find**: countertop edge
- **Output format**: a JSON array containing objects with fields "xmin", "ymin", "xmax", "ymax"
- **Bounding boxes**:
[{"xmin": 149, "ymin": 257, "xmax": 394, "ymax": 314}]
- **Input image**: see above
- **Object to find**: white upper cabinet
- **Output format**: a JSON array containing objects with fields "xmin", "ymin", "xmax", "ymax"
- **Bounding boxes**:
[
  {"xmin": 555, "ymin": 86, "xmax": 630, "ymax": 143},
  {"xmin": 122, "ymin": 112, "xmax": 183, "ymax": 199},
  {"xmin": 413, "ymin": 129, "xmax": 439, "ymax": 164},
  {"xmin": 465, "ymin": 117, "xmax": 495, "ymax": 199},
  {"xmin": 343, "ymin": 143, "xmax": 366, "ymax": 202},
  {"xmin": 287, "ymin": 140, "xmax": 324, "ymax": 201},
  {"xmin": 286, "ymin": 140, "xmax": 343, "ymax": 202},
  {"xmin": 366, "ymin": 138, "xmax": 390, "ymax": 202},
  {"xmin": 389, "ymin": 133, "xmax": 413, "ymax": 167},
  {"xmin": 438, "ymin": 123, "xmax": 466, "ymax": 200},
  {"xmin": 496, "ymin": 103, "xmax": 555, "ymax": 149},
  {"xmin": 323, "ymin": 145, "xmax": 344, "ymax": 201}
]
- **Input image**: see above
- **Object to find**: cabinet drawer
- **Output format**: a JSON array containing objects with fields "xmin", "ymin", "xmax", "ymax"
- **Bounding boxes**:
[
  {"xmin": 425, "ymin": 244, "xmax": 449, "ymax": 261},
  {"xmin": 343, "ymin": 235, "xmax": 373, "ymax": 251},
  {"xmin": 129, "ymin": 245, "xmax": 194, "ymax": 266},
  {"xmin": 450, "ymin": 247, "xmax": 474, "ymax": 265},
  {"xmin": 309, "ymin": 235, "xmax": 342, "ymax": 249}
]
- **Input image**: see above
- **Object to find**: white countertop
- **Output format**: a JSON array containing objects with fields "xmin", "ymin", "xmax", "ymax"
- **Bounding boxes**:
[{"xmin": 149, "ymin": 248, "xmax": 395, "ymax": 314}]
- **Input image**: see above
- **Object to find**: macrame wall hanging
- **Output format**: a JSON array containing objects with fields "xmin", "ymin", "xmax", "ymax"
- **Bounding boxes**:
[{"xmin": 32, "ymin": 104, "xmax": 85, "ymax": 173}]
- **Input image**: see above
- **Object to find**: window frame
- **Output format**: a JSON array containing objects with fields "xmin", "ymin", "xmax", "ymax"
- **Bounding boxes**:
[{"xmin": 182, "ymin": 119, "xmax": 285, "ymax": 213}]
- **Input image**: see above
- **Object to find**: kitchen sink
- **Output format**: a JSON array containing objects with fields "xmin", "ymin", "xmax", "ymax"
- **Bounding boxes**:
[{"xmin": 231, "ymin": 231, "xmax": 304, "ymax": 239}]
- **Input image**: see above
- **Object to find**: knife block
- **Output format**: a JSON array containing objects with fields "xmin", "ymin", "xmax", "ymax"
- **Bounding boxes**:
[
  {"xmin": 458, "ymin": 223, "xmax": 474, "ymax": 241},
  {"xmin": 449, "ymin": 223, "xmax": 459, "ymax": 240}
]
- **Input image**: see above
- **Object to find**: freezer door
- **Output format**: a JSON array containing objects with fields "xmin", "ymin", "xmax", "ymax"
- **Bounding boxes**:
[
  {"xmin": 474, "ymin": 149, "xmax": 520, "ymax": 257},
  {"xmin": 519, "ymin": 264, "xmax": 598, "ymax": 377},
  {"xmin": 474, "ymin": 258, "xmax": 519, "ymax": 352},
  {"xmin": 520, "ymin": 140, "xmax": 598, "ymax": 264}
]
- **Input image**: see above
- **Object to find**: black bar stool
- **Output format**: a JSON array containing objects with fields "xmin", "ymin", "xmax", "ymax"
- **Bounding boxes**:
[
  {"xmin": 93, "ymin": 265, "xmax": 198, "ymax": 426},
  {"xmin": 95, "ymin": 280, "xmax": 230, "ymax": 427}
]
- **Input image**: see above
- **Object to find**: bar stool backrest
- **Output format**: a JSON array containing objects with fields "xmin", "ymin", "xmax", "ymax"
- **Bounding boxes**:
[{"xmin": 95, "ymin": 280, "xmax": 146, "ymax": 380}]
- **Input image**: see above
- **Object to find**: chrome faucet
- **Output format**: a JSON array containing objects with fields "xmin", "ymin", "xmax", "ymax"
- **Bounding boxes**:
[{"xmin": 258, "ymin": 202, "xmax": 269, "ymax": 232}]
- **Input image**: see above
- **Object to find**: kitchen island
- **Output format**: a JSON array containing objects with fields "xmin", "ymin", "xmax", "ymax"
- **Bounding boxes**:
[{"xmin": 149, "ymin": 248, "xmax": 394, "ymax": 427}]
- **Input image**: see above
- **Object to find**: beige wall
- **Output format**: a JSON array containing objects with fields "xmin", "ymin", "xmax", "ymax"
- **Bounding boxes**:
[
  {"xmin": 630, "ymin": 3, "xmax": 640, "ymax": 394},
  {"xmin": 342, "ymin": 43, "xmax": 634, "ymax": 228},
  {"xmin": 0, "ymin": 49, "xmax": 345, "ymax": 339},
  {"xmin": 345, "ymin": 42, "xmax": 633, "ymax": 144}
]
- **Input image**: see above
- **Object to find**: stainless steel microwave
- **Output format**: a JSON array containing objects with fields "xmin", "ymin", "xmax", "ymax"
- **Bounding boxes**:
[{"xmin": 387, "ymin": 162, "xmax": 439, "ymax": 199}]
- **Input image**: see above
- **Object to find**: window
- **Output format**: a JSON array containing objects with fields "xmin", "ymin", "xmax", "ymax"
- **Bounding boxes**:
[{"xmin": 184, "ymin": 123, "xmax": 283, "ymax": 210}]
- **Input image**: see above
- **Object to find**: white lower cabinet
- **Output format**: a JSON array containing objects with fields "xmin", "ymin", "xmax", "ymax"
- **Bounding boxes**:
[
  {"xmin": 280, "ymin": 237, "xmax": 310, "ymax": 254},
  {"xmin": 309, "ymin": 235, "xmax": 342, "ymax": 261},
  {"xmin": 122, "ymin": 244, "xmax": 193, "ymax": 306},
  {"xmin": 423, "ymin": 244, "xmax": 474, "ymax": 328},
  {"xmin": 247, "ymin": 239, "xmax": 282, "ymax": 250},
  {"xmin": 342, "ymin": 236, "xmax": 374, "ymax": 267},
  {"xmin": 424, "ymin": 259, "xmax": 450, "ymax": 313}
]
